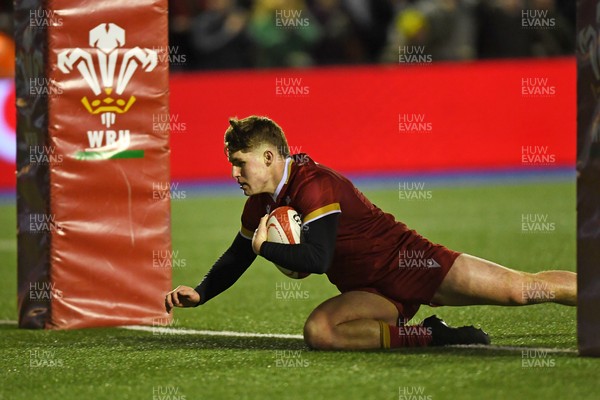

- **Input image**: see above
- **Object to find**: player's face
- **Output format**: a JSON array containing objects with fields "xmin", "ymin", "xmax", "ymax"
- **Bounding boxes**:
[{"xmin": 229, "ymin": 147, "xmax": 274, "ymax": 196}]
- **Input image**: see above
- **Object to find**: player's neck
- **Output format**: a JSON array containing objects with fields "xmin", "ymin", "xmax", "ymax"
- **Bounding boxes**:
[{"xmin": 267, "ymin": 157, "xmax": 289, "ymax": 196}]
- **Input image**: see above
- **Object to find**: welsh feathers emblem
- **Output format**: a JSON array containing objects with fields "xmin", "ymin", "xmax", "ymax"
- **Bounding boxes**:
[{"xmin": 57, "ymin": 22, "xmax": 157, "ymax": 128}]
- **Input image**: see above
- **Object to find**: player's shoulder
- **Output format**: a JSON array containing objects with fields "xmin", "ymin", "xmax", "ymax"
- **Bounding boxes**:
[
  {"xmin": 243, "ymin": 192, "xmax": 270, "ymax": 210},
  {"xmin": 291, "ymin": 153, "xmax": 346, "ymax": 186},
  {"xmin": 287, "ymin": 154, "xmax": 346, "ymax": 219}
]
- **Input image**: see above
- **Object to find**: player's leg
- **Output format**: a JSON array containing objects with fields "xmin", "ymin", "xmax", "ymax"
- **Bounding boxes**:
[
  {"xmin": 303, "ymin": 290, "xmax": 489, "ymax": 350},
  {"xmin": 431, "ymin": 253, "xmax": 576, "ymax": 307},
  {"xmin": 303, "ymin": 291, "xmax": 398, "ymax": 350}
]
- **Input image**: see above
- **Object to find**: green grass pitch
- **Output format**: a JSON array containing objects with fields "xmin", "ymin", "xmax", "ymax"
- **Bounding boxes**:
[{"xmin": 0, "ymin": 180, "xmax": 598, "ymax": 400}]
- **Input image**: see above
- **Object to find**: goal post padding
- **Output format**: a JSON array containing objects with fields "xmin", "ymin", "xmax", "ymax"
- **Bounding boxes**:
[
  {"xmin": 15, "ymin": 0, "xmax": 172, "ymax": 329},
  {"xmin": 577, "ymin": 0, "xmax": 600, "ymax": 356}
]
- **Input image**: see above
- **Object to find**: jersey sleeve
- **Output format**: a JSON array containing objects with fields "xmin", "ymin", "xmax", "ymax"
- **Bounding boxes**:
[
  {"xmin": 194, "ymin": 232, "xmax": 256, "ymax": 304},
  {"xmin": 240, "ymin": 195, "xmax": 266, "ymax": 239},
  {"xmin": 260, "ymin": 212, "xmax": 339, "ymax": 273},
  {"xmin": 295, "ymin": 173, "xmax": 342, "ymax": 224}
]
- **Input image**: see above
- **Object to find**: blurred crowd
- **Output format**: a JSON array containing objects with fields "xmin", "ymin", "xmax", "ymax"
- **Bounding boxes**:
[
  {"xmin": 169, "ymin": 0, "xmax": 575, "ymax": 71},
  {"xmin": 0, "ymin": 0, "xmax": 576, "ymax": 77}
]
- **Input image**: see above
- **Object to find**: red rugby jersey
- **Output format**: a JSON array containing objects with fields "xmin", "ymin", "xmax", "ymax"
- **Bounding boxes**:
[{"xmin": 240, "ymin": 154, "xmax": 416, "ymax": 292}]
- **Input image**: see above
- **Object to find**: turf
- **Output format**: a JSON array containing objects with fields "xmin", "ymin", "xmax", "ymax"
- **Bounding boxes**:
[{"xmin": 0, "ymin": 180, "xmax": 598, "ymax": 400}]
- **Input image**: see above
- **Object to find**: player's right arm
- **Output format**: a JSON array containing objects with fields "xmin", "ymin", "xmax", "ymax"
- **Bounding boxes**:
[{"xmin": 165, "ymin": 232, "xmax": 256, "ymax": 313}]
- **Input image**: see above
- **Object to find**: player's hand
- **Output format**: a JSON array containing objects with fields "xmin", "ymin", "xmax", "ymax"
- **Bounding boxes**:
[
  {"xmin": 165, "ymin": 285, "xmax": 200, "ymax": 313},
  {"xmin": 252, "ymin": 214, "xmax": 269, "ymax": 255}
]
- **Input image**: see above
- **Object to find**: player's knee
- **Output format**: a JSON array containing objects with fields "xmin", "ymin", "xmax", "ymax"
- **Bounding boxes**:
[{"xmin": 303, "ymin": 311, "xmax": 335, "ymax": 350}]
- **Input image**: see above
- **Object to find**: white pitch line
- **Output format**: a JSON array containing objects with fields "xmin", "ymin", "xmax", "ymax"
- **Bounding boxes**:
[
  {"xmin": 0, "ymin": 319, "xmax": 579, "ymax": 353},
  {"xmin": 123, "ymin": 326, "xmax": 578, "ymax": 353},
  {"xmin": 448, "ymin": 344, "xmax": 578, "ymax": 354},
  {"xmin": 121, "ymin": 324, "xmax": 304, "ymax": 340}
]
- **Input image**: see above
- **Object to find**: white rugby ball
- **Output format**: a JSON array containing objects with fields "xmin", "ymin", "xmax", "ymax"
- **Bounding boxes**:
[{"xmin": 266, "ymin": 206, "xmax": 310, "ymax": 279}]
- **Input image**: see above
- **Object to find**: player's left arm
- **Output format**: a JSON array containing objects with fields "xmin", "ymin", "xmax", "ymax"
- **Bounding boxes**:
[{"xmin": 253, "ymin": 212, "xmax": 340, "ymax": 274}]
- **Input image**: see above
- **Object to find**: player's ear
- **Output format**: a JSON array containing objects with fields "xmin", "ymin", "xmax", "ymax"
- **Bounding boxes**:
[{"xmin": 263, "ymin": 149, "xmax": 274, "ymax": 166}]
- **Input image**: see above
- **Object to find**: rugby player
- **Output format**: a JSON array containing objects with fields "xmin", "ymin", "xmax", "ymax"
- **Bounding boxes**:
[{"xmin": 165, "ymin": 116, "xmax": 576, "ymax": 350}]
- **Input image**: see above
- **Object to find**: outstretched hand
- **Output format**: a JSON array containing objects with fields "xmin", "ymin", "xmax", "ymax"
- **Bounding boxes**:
[
  {"xmin": 252, "ymin": 214, "xmax": 269, "ymax": 255},
  {"xmin": 165, "ymin": 285, "xmax": 200, "ymax": 313}
]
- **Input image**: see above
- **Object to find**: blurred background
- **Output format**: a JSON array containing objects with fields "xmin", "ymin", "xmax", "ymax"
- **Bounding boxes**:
[
  {"xmin": 0, "ymin": 0, "xmax": 576, "ymax": 76},
  {"xmin": 166, "ymin": 0, "xmax": 575, "ymax": 71}
]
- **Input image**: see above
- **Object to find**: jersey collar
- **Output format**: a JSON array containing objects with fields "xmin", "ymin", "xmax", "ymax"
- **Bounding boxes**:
[{"xmin": 271, "ymin": 157, "xmax": 293, "ymax": 202}]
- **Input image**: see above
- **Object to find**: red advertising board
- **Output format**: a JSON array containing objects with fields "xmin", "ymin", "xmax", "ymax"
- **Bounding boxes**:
[{"xmin": 167, "ymin": 57, "xmax": 575, "ymax": 181}]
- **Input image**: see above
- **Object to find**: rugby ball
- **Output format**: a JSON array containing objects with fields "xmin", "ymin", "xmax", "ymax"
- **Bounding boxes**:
[{"xmin": 266, "ymin": 206, "xmax": 310, "ymax": 279}]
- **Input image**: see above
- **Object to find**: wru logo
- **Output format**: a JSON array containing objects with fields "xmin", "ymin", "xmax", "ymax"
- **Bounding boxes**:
[{"xmin": 58, "ymin": 22, "xmax": 157, "ymax": 129}]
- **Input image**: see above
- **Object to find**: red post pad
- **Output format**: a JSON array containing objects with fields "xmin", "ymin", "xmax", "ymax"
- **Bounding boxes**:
[{"xmin": 16, "ymin": 0, "xmax": 171, "ymax": 329}]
